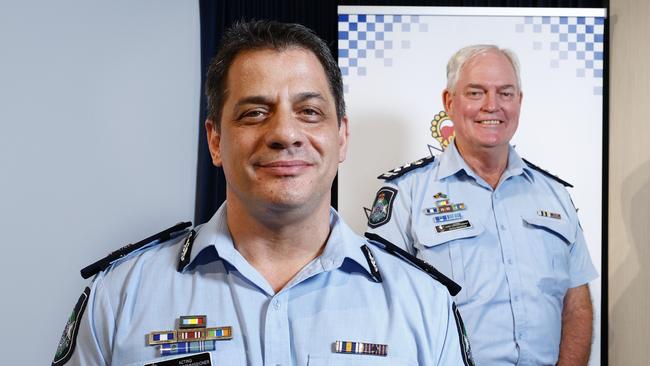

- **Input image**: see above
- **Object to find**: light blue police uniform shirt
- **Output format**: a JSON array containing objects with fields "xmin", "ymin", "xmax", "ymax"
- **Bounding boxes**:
[
  {"xmin": 66, "ymin": 204, "xmax": 469, "ymax": 366},
  {"xmin": 366, "ymin": 142, "xmax": 598, "ymax": 366}
]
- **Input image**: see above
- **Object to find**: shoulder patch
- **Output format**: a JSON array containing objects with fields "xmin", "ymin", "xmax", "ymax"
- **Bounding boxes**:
[
  {"xmin": 378, "ymin": 155, "xmax": 435, "ymax": 181},
  {"xmin": 364, "ymin": 232, "xmax": 461, "ymax": 296},
  {"xmin": 522, "ymin": 158, "xmax": 573, "ymax": 187},
  {"xmin": 365, "ymin": 187, "xmax": 397, "ymax": 228},
  {"xmin": 80, "ymin": 221, "xmax": 192, "ymax": 279},
  {"xmin": 52, "ymin": 287, "xmax": 90, "ymax": 366}
]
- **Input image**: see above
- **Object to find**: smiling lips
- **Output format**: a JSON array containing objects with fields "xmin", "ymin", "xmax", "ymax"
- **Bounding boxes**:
[
  {"xmin": 476, "ymin": 119, "xmax": 503, "ymax": 125},
  {"xmin": 255, "ymin": 160, "xmax": 313, "ymax": 175}
]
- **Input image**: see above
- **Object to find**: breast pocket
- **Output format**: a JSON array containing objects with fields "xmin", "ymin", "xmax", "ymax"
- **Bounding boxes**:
[
  {"xmin": 413, "ymin": 219, "xmax": 485, "ymax": 304},
  {"xmin": 130, "ymin": 348, "xmax": 246, "ymax": 366},
  {"xmin": 521, "ymin": 214, "xmax": 575, "ymax": 298},
  {"xmin": 307, "ymin": 354, "xmax": 416, "ymax": 366}
]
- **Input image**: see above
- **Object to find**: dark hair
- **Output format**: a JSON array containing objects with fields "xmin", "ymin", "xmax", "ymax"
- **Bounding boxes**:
[{"xmin": 205, "ymin": 20, "xmax": 345, "ymax": 128}]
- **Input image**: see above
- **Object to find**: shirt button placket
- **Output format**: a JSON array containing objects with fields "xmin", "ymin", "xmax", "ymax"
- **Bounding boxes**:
[
  {"xmin": 264, "ymin": 293, "xmax": 290, "ymax": 366},
  {"xmin": 493, "ymin": 190, "xmax": 526, "ymax": 353}
]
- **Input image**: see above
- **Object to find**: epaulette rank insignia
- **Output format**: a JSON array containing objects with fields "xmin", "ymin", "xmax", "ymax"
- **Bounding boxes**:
[
  {"xmin": 80, "ymin": 221, "xmax": 192, "ymax": 279},
  {"xmin": 522, "ymin": 158, "xmax": 573, "ymax": 188},
  {"xmin": 177, "ymin": 229, "xmax": 198, "ymax": 272},
  {"xmin": 378, "ymin": 156, "xmax": 435, "ymax": 181},
  {"xmin": 364, "ymin": 232, "xmax": 461, "ymax": 296}
]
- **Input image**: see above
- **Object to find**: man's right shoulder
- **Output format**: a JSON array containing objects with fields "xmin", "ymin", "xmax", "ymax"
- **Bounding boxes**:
[
  {"xmin": 81, "ymin": 222, "xmax": 193, "ymax": 282},
  {"xmin": 376, "ymin": 155, "xmax": 438, "ymax": 183}
]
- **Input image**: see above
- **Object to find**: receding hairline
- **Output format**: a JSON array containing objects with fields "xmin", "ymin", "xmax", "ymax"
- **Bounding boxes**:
[
  {"xmin": 460, "ymin": 50, "xmax": 519, "ymax": 88},
  {"xmin": 446, "ymin": 45, "xmax": 522, "ymax": 93}
]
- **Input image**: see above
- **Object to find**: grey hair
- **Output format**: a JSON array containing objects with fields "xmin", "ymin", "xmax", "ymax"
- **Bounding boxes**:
[{"xmin": 446, "ymin": 44, "xmax": 522, "ymax": 93}]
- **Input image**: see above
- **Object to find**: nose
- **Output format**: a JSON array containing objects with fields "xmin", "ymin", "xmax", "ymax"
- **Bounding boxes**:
[
  {"xmin": 481, "ymin": 91, "xmax": 499, "ymax": 113},
  {"xmin": 265, "ymin": 109, "xmax": 305, "ymax": 150}
]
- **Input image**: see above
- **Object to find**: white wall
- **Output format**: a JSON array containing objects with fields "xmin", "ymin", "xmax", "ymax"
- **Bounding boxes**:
[{"xmin": 0, "ymin": 1, "xmax": 200, "ymax": 364}]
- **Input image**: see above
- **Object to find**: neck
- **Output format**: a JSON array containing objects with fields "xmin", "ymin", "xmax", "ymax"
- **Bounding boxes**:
[
  {"xmin": 225, "ymin": 194, "xmax": 332, "ymax": 293},
  {"xmin": 455, "ymin": 141, "xmax": 510, "ymax": 189}
]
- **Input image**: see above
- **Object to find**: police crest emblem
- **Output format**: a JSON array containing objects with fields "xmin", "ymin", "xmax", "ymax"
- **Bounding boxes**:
[
  {"xmin": 365, "ymin": 187, "xmax": 397, "ymax": 228},
  {"xmin": 52, "ymin": 287, "xmax": 90, "ymax": 366},
  {"xmin": 430, "ymin": 110, "xmax": 455, "ymax": 149}
]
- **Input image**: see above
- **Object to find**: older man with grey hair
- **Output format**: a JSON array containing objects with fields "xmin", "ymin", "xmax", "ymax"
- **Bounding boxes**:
[{"xmin": 366, "ymin": 44, "xmax": 598, "ymax": 365}]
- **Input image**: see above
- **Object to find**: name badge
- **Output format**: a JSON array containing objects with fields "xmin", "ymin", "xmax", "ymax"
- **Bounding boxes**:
[
  {"xmin": 144, "ymin": 351, "xmax": 212, "ymax": 366},
  {"xmin": 435, "ymin": 220, "xmax": 471, "ymax": 233}
]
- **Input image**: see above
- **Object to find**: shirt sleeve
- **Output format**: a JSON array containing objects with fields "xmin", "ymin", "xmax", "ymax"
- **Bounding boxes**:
[
  {"xmin": 365, "ymin": 179, "xmax": 417, "ymax": 255},
  {"xmin": 568, "ymin": 224, "xmax": 599, "ymax": 288},
  {"xmin": 61, "ymin": 275, "xmax": 115, "ymax": 366},
  {"xmin": 434, "ymin": 297, "xmax": 475, "ymax": 366}
]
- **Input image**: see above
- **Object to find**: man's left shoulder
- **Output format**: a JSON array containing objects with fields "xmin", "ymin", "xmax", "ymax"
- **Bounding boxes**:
[
  {"xmin": 363, "ymin": 234, "xmax": 459, "ymax": 297},
  {"xmin": 523, "ymin": 158, "xmax": 574, "ymax": 188}
]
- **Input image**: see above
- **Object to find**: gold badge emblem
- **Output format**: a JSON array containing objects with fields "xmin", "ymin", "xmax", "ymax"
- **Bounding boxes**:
[{"xmin": 430, "ymin": 111, "xmax": 455, "ymax": 149}]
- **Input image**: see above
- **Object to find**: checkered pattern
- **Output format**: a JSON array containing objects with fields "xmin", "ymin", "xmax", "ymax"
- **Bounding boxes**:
[
  {"xmin": 338, "ymin": 13, "xmax": 428, "ymax": 92},
  {"xmin": 516, "ymin": 16, "xmax": 605, "ymax": 95}
]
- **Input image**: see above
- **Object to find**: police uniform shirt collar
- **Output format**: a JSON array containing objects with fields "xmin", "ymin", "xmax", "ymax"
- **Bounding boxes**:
[
  {"xmin": 183, "ymin": 204, "xmax": 377, "ymax": 289},
  {"xmin": 437, "ymin": 140, "xmax": 532, "ymax": 185},
  {"xmin": 503, "ymin": 145, "xmax": 533, "ymax": 184},
  {"xmin": 317, "ymin": 208, "xmax": 377, "ymax": 279}
]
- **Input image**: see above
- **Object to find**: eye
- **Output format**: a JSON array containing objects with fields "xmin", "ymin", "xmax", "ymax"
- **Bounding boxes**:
[
  {"xmin": 499, "ymin": 91, "xmax": 516, "ymax": 100},
  {"xmin": 465, "ymin": 90, "xmax": 484, "ymax": 99},
  {"xmin": 301, "ymin": 108, "xmax": 320, "ymax": 116},
  {"xmin": 237, "ymin": 109, "xmax": 268, "ymax": 122},
  {"xmin": 298, "ymin": 106, "xmax": 325, "ymax": 122}
]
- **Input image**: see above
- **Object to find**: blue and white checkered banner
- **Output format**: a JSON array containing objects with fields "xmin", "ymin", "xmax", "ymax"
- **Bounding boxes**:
[{"xmin": 337, "ymin": 6, "xmax": 605, "ymax": 365}]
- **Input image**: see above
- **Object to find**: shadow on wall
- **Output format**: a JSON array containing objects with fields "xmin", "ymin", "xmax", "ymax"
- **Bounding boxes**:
[{"xmin": 610, "ymin": 159, "xmax": 650, "ymax": 360}]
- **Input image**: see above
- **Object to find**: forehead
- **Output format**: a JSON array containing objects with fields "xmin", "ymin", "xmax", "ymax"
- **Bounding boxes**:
[
  {"xmin": 458, "ymin": 50, "xmax": 517, "ymax": 87},
  {"xmin": 225, "ymin": 47, "xmax": 331, "ymax": 98}
]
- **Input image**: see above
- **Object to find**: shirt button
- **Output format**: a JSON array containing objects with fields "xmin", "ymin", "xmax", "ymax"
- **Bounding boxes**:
[
  {"xmin": 514, "ymin": 295, "xmax": 519, "ymax": 301},
  {"xmin": 273, "ymin": 299, "xmax": 280, "ymax": 310},
  {"xmin": 499, "ymin": 224, "xmax": 507, "ymax": 231},
  {"xmin": 507, "ymin": 259, "xmax": 514, "ymax": 265}
]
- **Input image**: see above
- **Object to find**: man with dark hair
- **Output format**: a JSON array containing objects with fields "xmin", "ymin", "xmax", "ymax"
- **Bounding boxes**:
[
  {"xmin": 366, "ymin": 44, "xmax": 597, "ymax": 365},
  {"xmin": 53, "ymin": 20, "xmax": 470, "ymax": 366}
]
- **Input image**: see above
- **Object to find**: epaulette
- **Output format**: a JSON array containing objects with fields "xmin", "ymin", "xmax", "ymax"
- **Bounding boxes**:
[
  {"xmin": 377, "ymin": 155, "xmax": 435, "ymax": 181},
  {"xmin": 522, "ymin": 158, "xmax": 573, "ymax": 188},
  {"xmin": 364, "ymin": 232, "xmax": 461, "ymax": 296},
  {"xmin": 80, "ymin": 221, "xmax": 192, "ymax": 279},
  {"xmin": 177, "ymin": 229, "xmax": 197, "ymax": 272},
  {"xmin": 360, "ymin": 244, "xmax": 383, "ymax": 283}
]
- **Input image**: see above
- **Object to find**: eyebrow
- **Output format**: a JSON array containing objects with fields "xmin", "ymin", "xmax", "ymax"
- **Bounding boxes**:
[
  {"xmin": 465, "ymin": 83, "xmax": 517, "ymax": 90},
  {"xmin": 292, "ymin": 91, "xmax": 326, "ymax": 104},
  {"xmin": 234, "ymin": 92, "xmax": 327, "ymax": 109}
]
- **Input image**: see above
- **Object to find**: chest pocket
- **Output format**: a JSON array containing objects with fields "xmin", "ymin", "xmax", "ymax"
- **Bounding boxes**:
[
  {"xmin": 521, "ymin": 214, "xmax": 575, "ymax": 298},
  {"xmin": 413, "ymin": 219, "xmax": 485, "ymax": 304},
  {"xmin": 521, "ymin": 215, "xmax": 575, "ymax": 245},
  {"xmin": 130, "ymin": 349, "xmax": 246, "ymax": 366},
  {"xmin": 307, "ymin": 354, "xmax": 416, "ymax": 366}
]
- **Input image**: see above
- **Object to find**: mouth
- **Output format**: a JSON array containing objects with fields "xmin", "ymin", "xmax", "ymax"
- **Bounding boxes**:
[
  {"xmin": 255, "ymin": 160, "xmax": 313, "ymax": 176},
  {"xmin": 475, "ymin": 119, "xmax": 503, "ymax": 125}
]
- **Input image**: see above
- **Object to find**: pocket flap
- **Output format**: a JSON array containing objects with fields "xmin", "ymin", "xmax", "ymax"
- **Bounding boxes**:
[
  {"xmin": 416, "ymin": 219, "xmax": 485, "ymax": 248},
  {"xmin": 521, "ymin": 215, "xmax": 575, "ymax": 244}
]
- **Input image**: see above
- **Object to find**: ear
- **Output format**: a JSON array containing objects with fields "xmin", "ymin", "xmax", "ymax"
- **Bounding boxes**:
[
  {"xmin": 442, "ymin": 89, "xmax": 453, "ymax": 114},
  {"xmin": 205, "ymin": 119, "xmax": 222, "ymax": 167},
  {"xmin": 338, "ymin": 115, "xmax": 350, "ymax": 163}
]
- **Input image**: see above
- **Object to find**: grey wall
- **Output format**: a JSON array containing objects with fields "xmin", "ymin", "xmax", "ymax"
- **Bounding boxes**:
[
  {"xmin": 0, "ymin": 1, "xmax": 200, "ymax": 364},
  {"xmin": 609, "ymin": 0, "xmax": 650, "ymax": 363}
]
